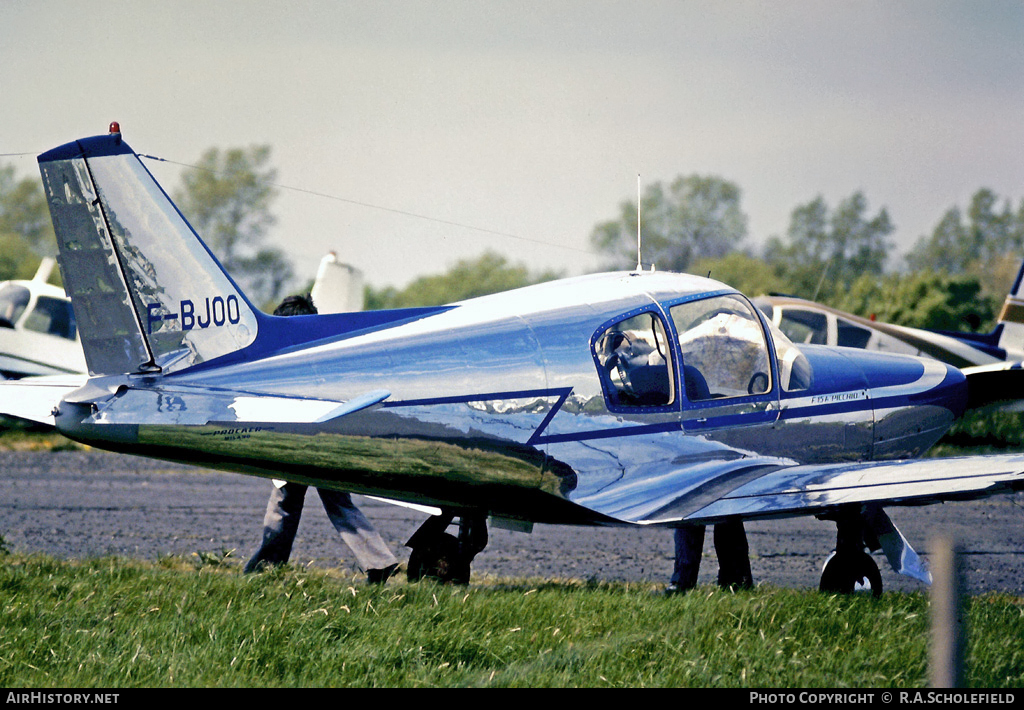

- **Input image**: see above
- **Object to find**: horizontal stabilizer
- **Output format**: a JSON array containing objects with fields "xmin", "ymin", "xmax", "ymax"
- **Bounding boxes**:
[
  {"xmin": 0, "ymin": 375, "xmax": 88, "ymax": 427},
  {"xmin": 88, "ymin": 385, "xmax": 390, "ymax": 426},
  {"xmin": 230, "ymin": 389, "xmax": 391, "ymax": 424}
]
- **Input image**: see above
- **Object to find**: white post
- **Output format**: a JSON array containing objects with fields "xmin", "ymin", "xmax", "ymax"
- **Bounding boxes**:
[{"xmin": 929, "ymin": 536, "xmax": 965, "ymax": 688}]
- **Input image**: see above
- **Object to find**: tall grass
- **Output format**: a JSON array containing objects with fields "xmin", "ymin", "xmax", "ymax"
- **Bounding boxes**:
[{"xmin": 1, "ymin": 553, "xmax": 1021, "ymax": 687}]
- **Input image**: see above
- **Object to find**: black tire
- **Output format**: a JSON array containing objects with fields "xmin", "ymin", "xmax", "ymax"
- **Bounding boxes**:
[
  {"xmin": 407, "ymin": 532, "xmax": 471, "ymax": 584},
  {"xmin": 819, "ymin": 550, "xmax": 882, "ymax": 598}
]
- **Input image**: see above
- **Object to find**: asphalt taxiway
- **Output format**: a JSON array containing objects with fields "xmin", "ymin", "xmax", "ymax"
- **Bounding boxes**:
[{"xmin": 2, "ymin": 450, "xmax": 1022, "ymax": 594}]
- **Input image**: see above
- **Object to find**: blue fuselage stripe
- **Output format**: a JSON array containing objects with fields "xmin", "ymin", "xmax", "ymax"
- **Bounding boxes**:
[
  {"xmin": 536, "ymin": 421, "xmax": 681, "ymax": 444},
  {"xmin": 382, "ymin": 388, "xmax": 573, "ymax": 409}
]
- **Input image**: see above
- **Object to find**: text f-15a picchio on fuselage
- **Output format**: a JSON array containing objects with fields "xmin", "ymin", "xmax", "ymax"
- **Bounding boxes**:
[{"xmin": 6, "ymin": 128, "xmax": 1024, "ymax": 594}]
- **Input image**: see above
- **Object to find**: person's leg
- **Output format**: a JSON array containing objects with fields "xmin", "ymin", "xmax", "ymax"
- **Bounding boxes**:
[
  {"xmin": 669, "ymin": 525, "xmax": 706, "ymax": 593},
  {"xmin": 244, "ymin": 482, "xmax": 308, "ymax": 573},
  {"xmin": 317, "ymin": 489, "xmax": 398, "ymax": 580},
  {"xmin": 714, "ymin": 520, "xmax": 753, "ymax": 589}
]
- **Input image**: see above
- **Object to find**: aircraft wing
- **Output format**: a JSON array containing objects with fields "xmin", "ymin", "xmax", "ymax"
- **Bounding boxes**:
[
  {"xmin": 962, "ymin": 360, "xmax": 1024, "ymax": 411},
  {"xmin": 0, "ymin": 375, "xmax": 88, "ymax": 427},
  {"xmin": 631, "ymin": 454, "xmax": 1024, "ymax": 526}
]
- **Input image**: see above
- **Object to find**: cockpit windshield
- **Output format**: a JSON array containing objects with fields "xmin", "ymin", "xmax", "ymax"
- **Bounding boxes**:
[
  {"xmin": 593, "ymin": 293, "xmax": 812, "ymax": 409},
  {"xmin": 764, "ymin": 317, "xmax": 813, "ymax": 392},
  {"xmin": 668, "ymin": 293, "xmax": 812, "ymax": 397}
]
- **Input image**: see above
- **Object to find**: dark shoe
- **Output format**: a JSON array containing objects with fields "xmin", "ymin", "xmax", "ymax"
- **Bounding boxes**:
[
  {"xmin": 367, "ymin": 563, "xmax": 399, "ymax": 585},
  {"xmin": 718, "ymin": 576, "xmax": 754, "ymax": 591},
  {"xmin": 243, "ymin": 557, "xmax": 266, "ymax": 574}
]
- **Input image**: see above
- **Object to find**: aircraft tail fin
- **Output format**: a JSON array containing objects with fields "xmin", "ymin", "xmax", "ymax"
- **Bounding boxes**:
[
  {"xmin": 38, "ymin": 130, "xmax": 261, "ymax": 377},
  {"xmin": 996, "ymin": 258, "xmax": 1024, "ymax": 357}
]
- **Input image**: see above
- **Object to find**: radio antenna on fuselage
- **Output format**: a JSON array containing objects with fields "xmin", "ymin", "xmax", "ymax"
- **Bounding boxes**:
[
  {"xmin": 636, "ymin": 172, "xmax": 642, "ymax": 271},
  {"xmin": 634, "ymin": 173, "xmax": 655, "ymax": 272}
]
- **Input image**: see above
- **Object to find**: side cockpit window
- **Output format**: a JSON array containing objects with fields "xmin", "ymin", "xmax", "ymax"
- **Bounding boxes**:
[
  {"xmin": 24, "ymin": 296, "xmax": 77, "ymax": 340},
  {"xmin": 594, "ymin": 311, "xmax": 674, "ymax": 407}
]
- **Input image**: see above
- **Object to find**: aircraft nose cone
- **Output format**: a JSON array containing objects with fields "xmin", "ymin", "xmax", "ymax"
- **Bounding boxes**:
[
  {"xmin": 862, "ymin": 355, "xmax": 967, "ymax": 459},
  {"xmin": 922, "ymin": 361, "xmax": 968, "ymax": 419}
]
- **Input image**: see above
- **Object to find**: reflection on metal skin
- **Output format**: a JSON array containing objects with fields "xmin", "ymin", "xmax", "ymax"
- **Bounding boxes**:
[{"xmin": 53, "ymin": 272, "xmax": 983, "ymax": 530}]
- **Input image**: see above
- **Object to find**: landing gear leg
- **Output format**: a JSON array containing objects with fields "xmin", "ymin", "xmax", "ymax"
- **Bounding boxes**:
[
  {"xmin": 819, "ymin": 508, "xmax": 883, "ymax": 597},
  {"xmin": 406, "ymin": 510, "xmax": 488, "ymax": 584}
]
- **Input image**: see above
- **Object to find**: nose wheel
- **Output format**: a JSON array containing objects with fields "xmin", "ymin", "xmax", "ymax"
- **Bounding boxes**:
[{"xmin": 818, "ymin": 508, "xmax": 883, "ymax": 597}]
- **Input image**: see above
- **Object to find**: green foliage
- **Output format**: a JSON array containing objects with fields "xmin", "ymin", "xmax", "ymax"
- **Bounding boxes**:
[
  {"xmin": 0, "ymin": 233, "xmax": 44, "ymax": 282},
  {"xmin": 690, "ymin": 253, "xmax": 790, "ymax": 299},
  {"xmin": 0, "ymin": 164, "xmax": 55, "ymax": 255},
  {"xmin": 930, "ymin": 410, "xmax": 1024, "ymax": 455},
  {"xmin": 0, "ymin": 162, "xmax": 57, "ymax": 283},
  {"xmin": 591, "ymin": 175, "xmax": 747, "ymax": 272},
  {"xmin": 830, "ymin": 272, "xmax": 996, "ymax": 332},
  {"xmin": 0, "ymin": 427, "xmax": 83, "ymax": 451},
  {"xmin": 1, "ymin": 553, "xmax": 1022, "ymax": 687},
  {"xmin": 173, "ymin": 146, "xmax": 293, "ymax": 308},
  {"xmin": 764, "ymin": 192, "xmax": 893, "ymax": 301},
  {"xmin": 366, "ymin": 251, "xmax": 561, "ymax": 309},
  {"xmin": 906, "ymin": 189, "xmax": 1024, "ymax": 276},
  {"xmin": 904, "ymin": 190, "xmax": 1024, "ymax": 323}
]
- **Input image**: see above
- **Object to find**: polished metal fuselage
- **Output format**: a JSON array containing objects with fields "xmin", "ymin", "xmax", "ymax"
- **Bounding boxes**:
[{"xmin": 55, "ymin": 270, "xmax": 966, "ymax": 527}]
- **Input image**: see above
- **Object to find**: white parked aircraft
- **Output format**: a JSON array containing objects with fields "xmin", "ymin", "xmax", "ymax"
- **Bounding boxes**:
[{"xmin": 0, "ymin": 258, "xmax": 85, "ymax": 379}]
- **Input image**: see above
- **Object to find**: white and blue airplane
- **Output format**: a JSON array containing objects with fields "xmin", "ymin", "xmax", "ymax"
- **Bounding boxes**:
[{"xmin": 5, "ymin": 127, "xmax": 1024, "ymax": 593}]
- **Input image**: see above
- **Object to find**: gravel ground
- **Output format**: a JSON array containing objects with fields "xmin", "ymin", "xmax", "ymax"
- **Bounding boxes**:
[{"xmin": 1, "ymin": 450, "xmax": 1022, "ymax": 595}]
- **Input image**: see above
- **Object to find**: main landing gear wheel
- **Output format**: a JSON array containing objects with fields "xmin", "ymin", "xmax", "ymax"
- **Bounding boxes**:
[
  {"xmin": 819, "ymin": 550, "xmax": 882, "ymax": 597},
  {"xmin": 407, "ymin": 532, "xmax": 471, "ymax": 585},
  {"xmin": 406, "ymin": 511, "xmax": 488, "ymax": 585},
  {"xmin": 818, "ymin": 506, "xmax": 884, "ymax": 598}
]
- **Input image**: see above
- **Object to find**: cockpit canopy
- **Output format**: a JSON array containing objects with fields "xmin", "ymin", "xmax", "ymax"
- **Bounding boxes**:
[
  {"xmin": 593, "ymin": 292, "xmax": 811, "ymax": 410},
  {"xmin": 0, "ymin": 282, "xmax": 78, "ymax": 341}
]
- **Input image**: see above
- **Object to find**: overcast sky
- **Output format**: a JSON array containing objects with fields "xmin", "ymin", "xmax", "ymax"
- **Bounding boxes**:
[{"xmin": 3, "ymin": 1, "xmax": 1023, "ymax": 290}]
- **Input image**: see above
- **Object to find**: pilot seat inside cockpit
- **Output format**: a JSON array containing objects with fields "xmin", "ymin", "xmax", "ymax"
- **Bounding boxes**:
[{"xmin": 596, "ymin": 313, "xmax": 674, "ymax": 407}]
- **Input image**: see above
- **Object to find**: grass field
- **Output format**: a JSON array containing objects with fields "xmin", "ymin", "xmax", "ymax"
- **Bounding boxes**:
[
  {"xmin": 1, "ymin": 552, "xmax": 1022, "ymax": 688},
  {"xmin": 1, "ymin": 429, "xmax": 1022, "ymax": 687}
]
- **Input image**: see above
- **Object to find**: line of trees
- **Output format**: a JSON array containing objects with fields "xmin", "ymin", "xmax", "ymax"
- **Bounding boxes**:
[
  {"xmin": 590, "ymin": 174, "xmax": 1024, "ymax": 332},
  {"xmin": 3, "ymin": 153, "xmax": 1023, "ymax": 332},
  {"xmin": 0, "ymin": 147, "xmax": 293, "ymax": 309}
]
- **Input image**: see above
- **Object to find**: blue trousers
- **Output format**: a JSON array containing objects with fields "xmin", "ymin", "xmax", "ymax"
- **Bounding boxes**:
[{"xmin": 672, "ymin": 520, "xmax": 753, "ymax": 590}]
